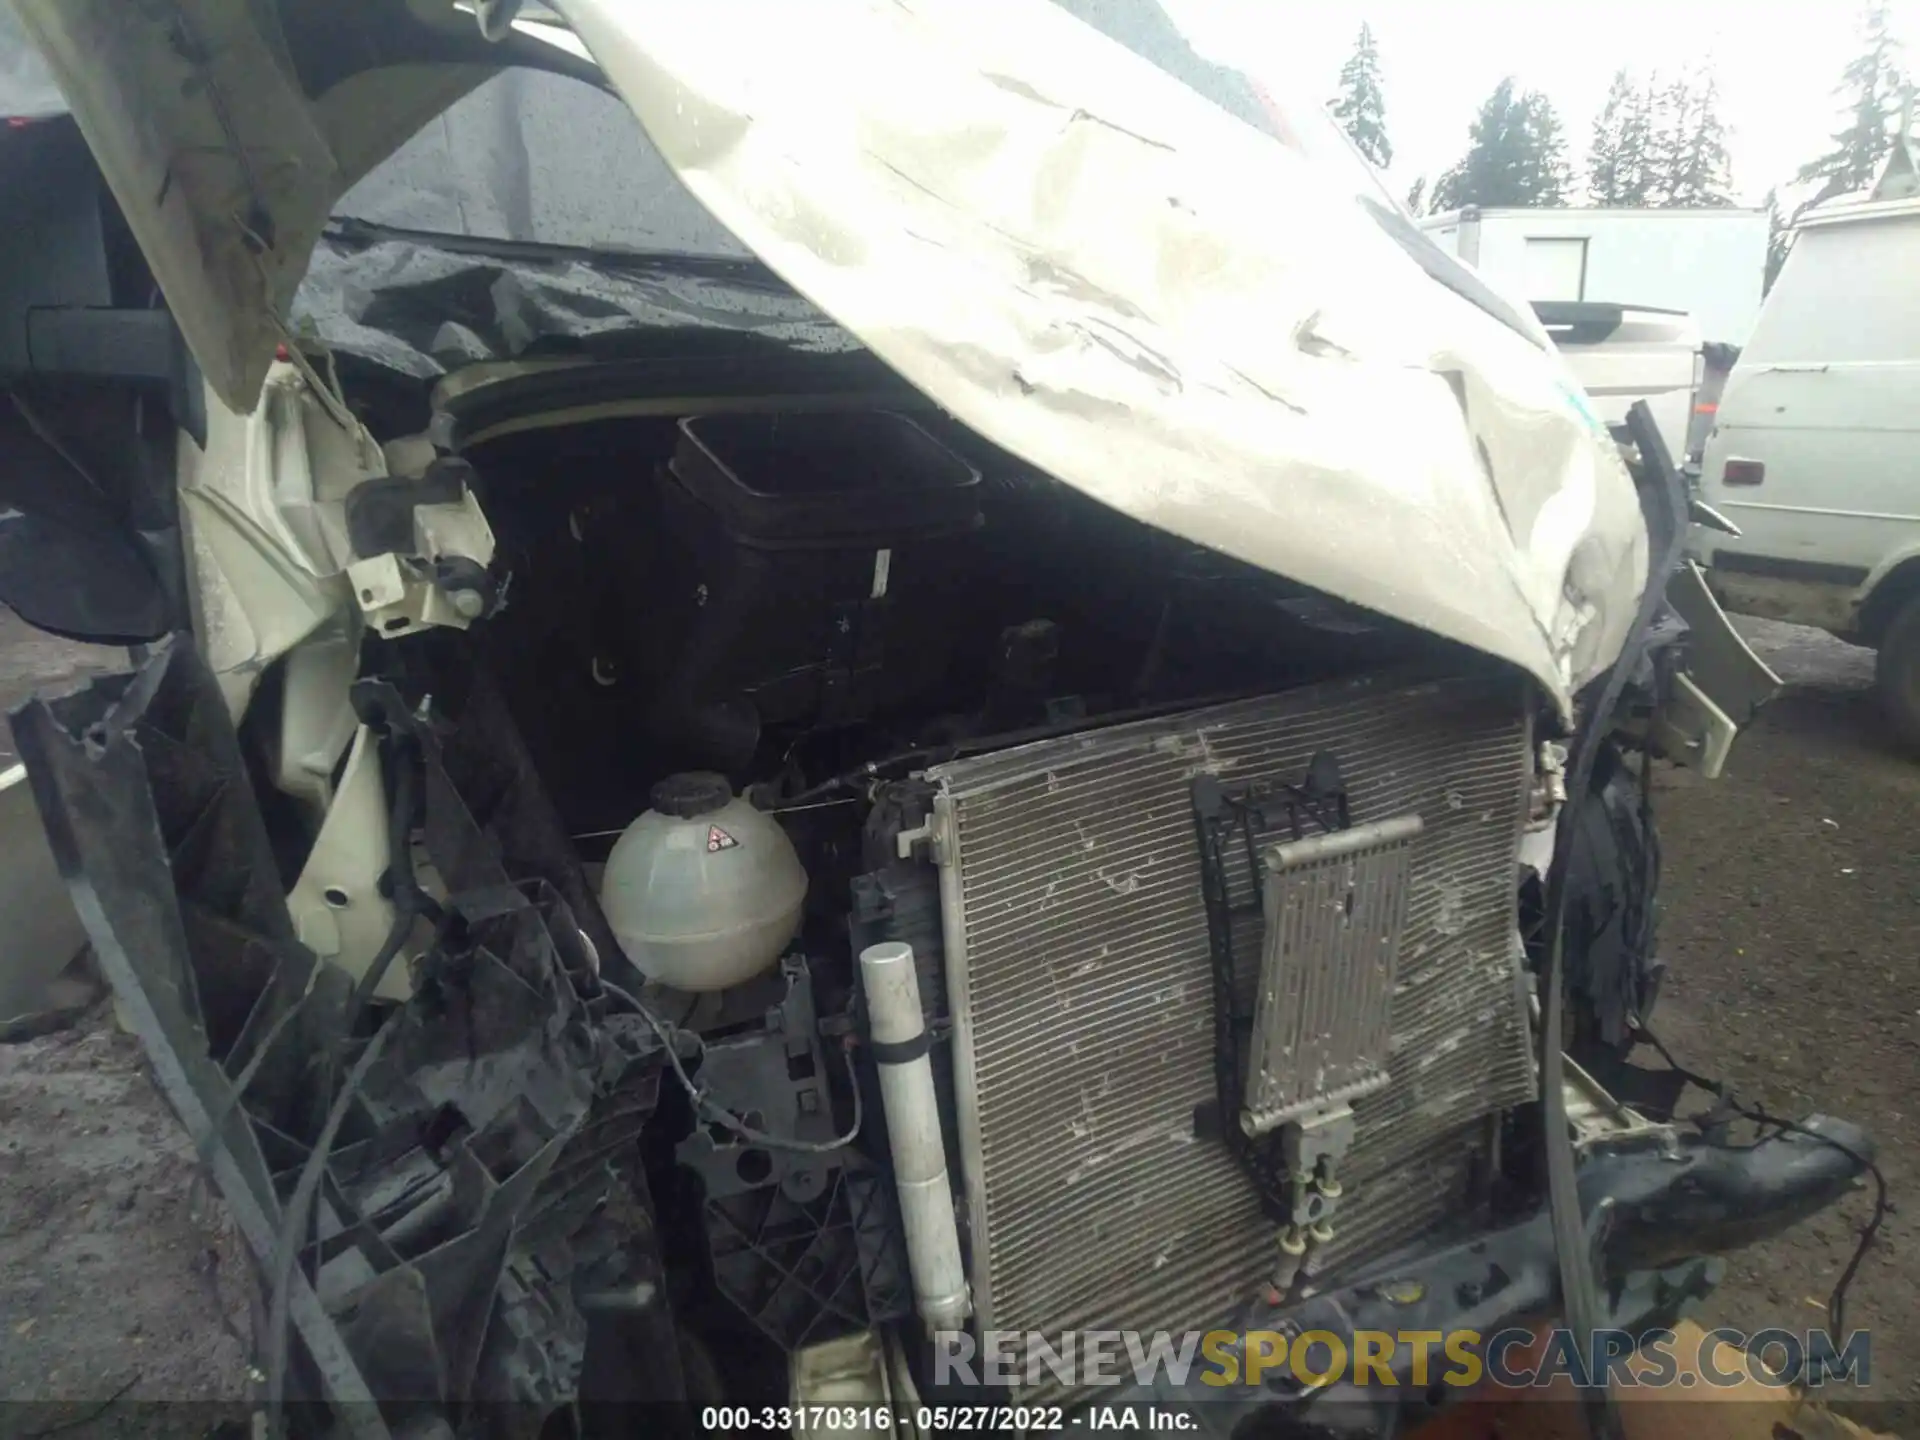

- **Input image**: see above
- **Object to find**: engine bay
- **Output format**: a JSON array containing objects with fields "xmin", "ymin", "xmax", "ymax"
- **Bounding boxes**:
[
  {"xmin": 462, "ymin": 405, "xmax": 1453, "ymax": 838},
  {"xmin": 0, "ymin": 0, "xmax": 1882, "ymax": 1426},
  {"xmin": 8, "ymin": 375, "xmax": 1876, "ymax": 1435},
  {"xmin": 217, "ymin": 394, "xmax": 1544, "ymax": 1407}
]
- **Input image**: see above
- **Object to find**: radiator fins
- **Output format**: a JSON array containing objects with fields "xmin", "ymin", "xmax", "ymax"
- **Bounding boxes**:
[
  {"xmin": 927, "ymin": 672, "xmax": 1535, "ymax": 1366},
  {"xmin": 1244, "ymin": 814, "xmax": 1422, "ymax": 1133}
]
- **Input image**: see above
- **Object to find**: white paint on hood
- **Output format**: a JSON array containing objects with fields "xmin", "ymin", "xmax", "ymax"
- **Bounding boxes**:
[
  {"xmin": 19, "ymin": 0, "xmax": 1646, "ymax": 711},
  {"xmin": 556, "ymin": 0, "xmax": 1649, "ymax": 716}
]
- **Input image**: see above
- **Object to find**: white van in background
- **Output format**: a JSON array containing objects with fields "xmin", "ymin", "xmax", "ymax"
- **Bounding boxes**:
[{"xmin": 1698, "ymin": 134, "xmax": 1920, "ymax": 745}]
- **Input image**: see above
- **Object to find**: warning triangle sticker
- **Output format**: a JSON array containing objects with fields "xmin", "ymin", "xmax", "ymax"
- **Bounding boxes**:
[{"xmin": 706, "ymin": 825, "xmax": 739, "ymax": 853}]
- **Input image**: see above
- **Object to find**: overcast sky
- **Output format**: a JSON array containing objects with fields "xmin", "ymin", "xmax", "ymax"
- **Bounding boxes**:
[{"xmin": 1166, "ymin": 0, "xmax": 1920, "ymax": 208}]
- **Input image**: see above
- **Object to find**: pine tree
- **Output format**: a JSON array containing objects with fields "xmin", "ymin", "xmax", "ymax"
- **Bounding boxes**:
[
  {"xmin": 1521, "ymin": 92, "xmax": 1573, "ymax": 205},
  {"xmin": 1644, "ymin": 74, "xmax": 1694, "ymax": 204},
  {"xmin": 1592, "ymin": 68, "xmax": 1731, "ymax": 208},
  {"xmin": 1614, "ymin": 81, "xmax": 1658, "ymax": 204},
  {"xmin": 1330, "ymin": 23, "xmax": 1392, "ymax": 169},
  {"xmin": 1796, "ymin": 0, "xmax": 1909, "ymax": 204},
  {"xmin": 1433, "ymin": 79, "xmax": 1571, "ymax": 209},
  {"xmin": 1588, "ymin": 71, "xmax": 1635, "ymax": 205},
  {"xmin": 1762, "ymin": 188, "xmax": 1792, "ymax": 294},
  {"xmin": 1588, "ymin": 72, "xmax": 1659, "ymax": 205},
  {"xmin": 1404, "ymin": 176, "xmax": 1427, "ymax": 216},
  {"xmin": 1665, "ymin": 70, "xmax": 1735, "ymax": 206}
]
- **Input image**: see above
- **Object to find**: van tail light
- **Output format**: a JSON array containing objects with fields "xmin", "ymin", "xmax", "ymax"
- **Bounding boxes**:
[{"xmin": 1722, "ymin": 458, "xmax": 1765, "ymax": 486}]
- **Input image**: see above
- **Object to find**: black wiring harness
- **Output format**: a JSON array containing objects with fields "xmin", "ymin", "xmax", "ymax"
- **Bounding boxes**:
[
  {"xmin": 596, "ymin": 976, "xmax": 864, "ymax": 1156},
  {"xmin": 1542, "ymin": 402, "xmax": 1889, "ymax": 1418},
  {"xmin": 1632, "ymin": 1019, "xmax": 1891, "ymax": 1365}
]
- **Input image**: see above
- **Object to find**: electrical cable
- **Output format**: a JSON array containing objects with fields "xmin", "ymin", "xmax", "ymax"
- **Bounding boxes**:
[
  {"xmin": 264, "ymin": 1011, "xmax": 400, "ymax": 1436},
  {"xmin": 23, "ymin": 1371, "xmax": 143, "ymax": 1438},
  {"xmin": 197, "ymin": 730, "xmax": 425, "ymax": 1186},
  {"xmin": 262, "ymin": 724, "xmax": 440, "ymax": 1435},
  {"xmin": 345, "ymin": 736, "xmax": 434, "ymax": 1029},
  {"xmin": 779, "ymin": 689, "xmax": 1263, "ymax": 806},
  {"xmin": 595, "ymin": 977, "xmax": 862, "ymax": 1153},
  {"xmin": 195, "ymin": 721, "xmax": 432, "ymax": 1163},
  {"xmin": 8, "ymin": 389, "xmax": 109, "ymax": 498},
  {"xmin": 1634, "ymin": 1020, "xmax": 1889, "ymax": 1347},
  {"xmin": 202, "ymin": 728, "xmax": 430, "ymax": 1435}
]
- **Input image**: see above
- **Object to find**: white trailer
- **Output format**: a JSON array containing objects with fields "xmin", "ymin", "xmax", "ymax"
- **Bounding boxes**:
[{"xmin": 1419, "ymin": 206, "xmax": 1769, "ymax": 346}]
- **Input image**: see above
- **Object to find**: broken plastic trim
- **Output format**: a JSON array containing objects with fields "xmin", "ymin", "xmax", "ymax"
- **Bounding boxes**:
[
  {"xmin": 12, "ymin": 637, "xmax": 386, "ymax": 1434},
  {"xmin": 1090, "ymin": 1117, "xmax": 1872, "ymax": 1431},
  {"xmin": 12, "ymin": 636, "xmax": 682, "ymax": 1430}
]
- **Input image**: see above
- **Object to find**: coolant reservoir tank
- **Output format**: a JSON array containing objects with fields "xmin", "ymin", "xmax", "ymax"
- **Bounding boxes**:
[{"xmin": 598, "ymin": 772, "xmax": 807, "ymax": 992}]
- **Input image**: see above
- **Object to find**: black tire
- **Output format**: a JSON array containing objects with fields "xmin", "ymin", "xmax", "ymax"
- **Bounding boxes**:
[{"xmin": 1875, "ymin": 593, "xmax": 1920, "ymax": 752}]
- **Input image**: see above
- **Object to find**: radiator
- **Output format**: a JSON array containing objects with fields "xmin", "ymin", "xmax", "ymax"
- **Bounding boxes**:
[{"xmin": 926, "ymin": 671, "xmax": 1535, "ymax": 1350}]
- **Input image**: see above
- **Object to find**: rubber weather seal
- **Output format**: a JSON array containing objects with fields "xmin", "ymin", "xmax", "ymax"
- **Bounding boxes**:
[{"xmin": 1539, "ymin": 399, "xmax": 1690, "ymax": 1440}]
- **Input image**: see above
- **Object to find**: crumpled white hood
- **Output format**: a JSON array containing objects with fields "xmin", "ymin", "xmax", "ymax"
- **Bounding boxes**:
[{"xmin": 558, "ymin": 0, "xmax": 1648, "ymax": 717}]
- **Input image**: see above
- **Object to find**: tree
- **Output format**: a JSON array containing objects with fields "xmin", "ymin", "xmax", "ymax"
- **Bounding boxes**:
[
  {"xmin": 1588, "ymin": 70, "xmax": 1654, "ymax": 204},
  {"xmin": 1664, "ymin": 70, "xmax": 1735, "ymax": 206},
  {"xmin": 1643, "ymin": 75, "xmax": 1692, "ymax": 203},
  {"xmin": 1330, "ymin": 23, "xmax": 1392, "ymax": 168},
  {"xmin": 1432, "ymin": 78, "xmax": 1570, "ymax": 209},
  {"xmin": 1587, "ymin": 71, "xmax": 1631, "ymax": 204},
  {"xmin": 1588, "ymin": 68, "xmax": 1732, "ymax": 207},
  {"xmin": 1762, "ymin": 188, "xmax": 1792, "ymax": 294},
  {"xmin": 1519, "ymin": 91, "xmax": 1573, "ymax": 206},
  {"xmin": 1404, "ymin": 176, "xmax": 1427, "ymax": 216},
  {"xmin": 1796, "ymin": 0, "xmax": 1909, "ymax": 205}
]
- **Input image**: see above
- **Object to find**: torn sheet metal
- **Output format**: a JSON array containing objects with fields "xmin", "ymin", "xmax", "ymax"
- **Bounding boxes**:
[{"xmin": 559, "ymin": 0, "xmax": 1649, "ymax": 715}]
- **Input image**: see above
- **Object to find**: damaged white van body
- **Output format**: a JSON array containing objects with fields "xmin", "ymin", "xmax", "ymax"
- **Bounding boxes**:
[{"xmin": 0, "ymin": 0, "xmax": 1865, "ymax": 1433}]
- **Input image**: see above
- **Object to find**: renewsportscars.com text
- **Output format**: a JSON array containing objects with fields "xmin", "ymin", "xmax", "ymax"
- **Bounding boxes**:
[{"xmin": 933, "ymin": 1327, "xmax": 1870, "ymax": 1391}]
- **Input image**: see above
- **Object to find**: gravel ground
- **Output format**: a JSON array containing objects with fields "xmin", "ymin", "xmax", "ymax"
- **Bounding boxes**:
[
  {"xmin": 1653, "ymin": 618, "xmax": 1915, "ymax": 1431},
  {"xmin": 0, "ymin": 611, "xmax": 1909, "ymax": 1429},
  {"xmin": 0, "ymin": 1016, "xmax": 254, "ymax": 1426}
]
